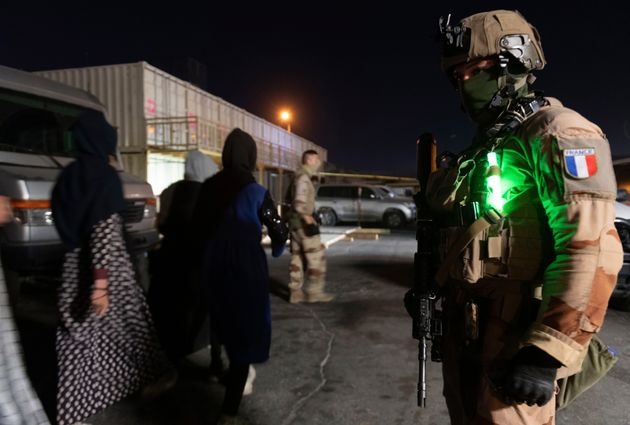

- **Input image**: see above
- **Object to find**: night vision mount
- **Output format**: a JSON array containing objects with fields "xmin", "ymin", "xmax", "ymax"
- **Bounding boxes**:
[
  {"xmin": 439, "ymin": 14, "xmax": 470, "ymax": 57},
  {"xmin": 438, "ymin": 12, "xmax": 544, "ymax": 73}
]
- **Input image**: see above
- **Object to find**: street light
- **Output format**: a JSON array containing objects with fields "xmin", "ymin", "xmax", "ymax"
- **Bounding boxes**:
[{"xmin": 279, "ymin": 110, "xmax": 292, "ymax": 132}]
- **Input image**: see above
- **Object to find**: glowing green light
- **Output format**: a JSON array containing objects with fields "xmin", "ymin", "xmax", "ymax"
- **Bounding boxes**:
[
  {"xmin": 487, "ymin": 151, "xmax": 498, "ymax": 167},
  {"xmin": 486, "ymin": 151, "xmax": 504, "ymax": 212}
]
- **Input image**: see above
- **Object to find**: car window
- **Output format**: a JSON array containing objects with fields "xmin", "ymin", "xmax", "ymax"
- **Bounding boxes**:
[
  {"xmin": 318, "ymin": 186, "xmax": 335, "ymax": 198},
  {"xmin": 378, "ymin": 187, "xmax": 396, "ymax": 197},
  {"xmin": 346, "ymin": 187, "xmax": 359, "ymax": 198},
  {"xmin": 332, "ymin": 187, "xmax": 346, "ymax": 198},
  {"xmin": 375, "ymin": 187, "xmax": 389, "ymax": 197},
  {"xmin": 318, "ymin": 186, "xmax": 359, "ymax": 199},
  {"xmin": 0, "ymin": 88, "xmax": 88, "ymax": 157},
  {"xmin": 332, "ymin": 187, "xmax": 347, "ymax": 198},
  {"xmin": 360, "ymin": 187, "xmax": 378, "ymax": 199}
]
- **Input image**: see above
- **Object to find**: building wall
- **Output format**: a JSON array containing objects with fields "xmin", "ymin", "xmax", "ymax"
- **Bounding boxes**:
[
  {"xmin": 35, "ymin": 62, "xmax": 327, "ymax": 199},
  {"xmin": 36, "ymin": 63, "xmax": 147, "ymax": 154}
]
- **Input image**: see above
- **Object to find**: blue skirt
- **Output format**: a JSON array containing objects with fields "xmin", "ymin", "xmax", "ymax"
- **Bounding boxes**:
[{"xmin": 203, "ymin": 239, "xmax": 271, "ymax": 364}]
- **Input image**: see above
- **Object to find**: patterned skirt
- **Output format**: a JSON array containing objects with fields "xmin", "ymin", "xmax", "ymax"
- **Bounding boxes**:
[
  {"xmin": 0, "ymin": 266, "xmax": 50, "ymax": 425},
  {"xmin": 56, "ymin": 215, "xmax": 170, "ymax": 425}
]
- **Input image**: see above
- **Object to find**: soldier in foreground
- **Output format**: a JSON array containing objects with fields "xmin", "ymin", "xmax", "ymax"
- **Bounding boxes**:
[
  {"xmin": 287, "ymin": 150, "xmax": 334, "ymax": 303},
  {"xmin": 407, "ymin": 10, "xmax": 623, "ymax": 424}
]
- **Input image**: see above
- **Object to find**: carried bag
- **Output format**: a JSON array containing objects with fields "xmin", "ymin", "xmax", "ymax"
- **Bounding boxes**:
[{"xmin": 556, "ymin": 335, "xmax": 619, "ymax": 411}]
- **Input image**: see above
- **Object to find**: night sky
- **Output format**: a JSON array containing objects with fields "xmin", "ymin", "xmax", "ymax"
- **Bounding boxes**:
[{"xmin": 2, "ymin": 1, "xmax": 629, "ymax": 176}]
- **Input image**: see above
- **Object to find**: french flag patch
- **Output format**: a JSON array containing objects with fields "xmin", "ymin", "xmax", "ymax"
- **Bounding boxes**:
[{"xmin": 563, "ymin": 148, "xmax": 598, "ymax": 179}]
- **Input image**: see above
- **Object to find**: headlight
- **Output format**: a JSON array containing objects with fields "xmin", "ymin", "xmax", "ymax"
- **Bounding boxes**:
[
  {"xmin": 144, "ymin": 204, "xmax": 157, "ymax": 219},
  {"xmin": 13, "ymin": 208, "xmax": 54, "ymax": 226},
  {"xmin": 10, "ymin": 200, "xmax": 54, "ymax": 226},
  {"xmin": 144, "ymin": 198, "xmax": 157, "ymax": 218}
]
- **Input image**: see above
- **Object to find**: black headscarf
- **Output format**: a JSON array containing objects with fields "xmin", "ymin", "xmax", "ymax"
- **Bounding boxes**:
[
  {"xmin": 194, "ymin": 128, "xmax": 257, "ymax": 239},
  {"xmin": 221, "ymin": 128, "xmax": 257, "ymax": 172},
  {"xmin": 51, "ymin": 110, "xmax": 126, "ymax": 249}
]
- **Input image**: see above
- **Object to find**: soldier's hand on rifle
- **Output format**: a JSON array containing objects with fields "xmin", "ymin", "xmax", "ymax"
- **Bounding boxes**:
[
  {"xmin": 491, "ymin": 346, "xmax": 561, "ymax": 407},
  {"xmin": 404, "ymin": 289, "xmax": 419, "ymax": 320}
]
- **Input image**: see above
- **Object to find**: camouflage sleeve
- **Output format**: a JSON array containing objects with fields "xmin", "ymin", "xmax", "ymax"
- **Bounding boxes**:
[
  {"xmin": 292, "ymin": 174, "xmax": 312, "ymax": 217},
  {"xmin": 524, "ymin": 109, "xmax": 624, "ymax": 367}
]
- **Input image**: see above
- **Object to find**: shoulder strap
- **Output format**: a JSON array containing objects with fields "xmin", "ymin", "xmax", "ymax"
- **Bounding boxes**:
[{"xmin": 486, "ymin": 95, "xmax": 549, "ymax": 144}]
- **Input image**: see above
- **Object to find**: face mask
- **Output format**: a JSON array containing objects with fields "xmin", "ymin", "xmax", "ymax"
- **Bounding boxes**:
[
  {"xmin": 304, "ymin": 163, "xmax": 321, "ymax": 175},
  {"xmin": 458, "ymin": 68, "xmax": 501, "ymax": 125}
]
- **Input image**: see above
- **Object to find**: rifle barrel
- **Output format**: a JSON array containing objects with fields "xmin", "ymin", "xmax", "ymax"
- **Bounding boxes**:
[{"xmin": 418, "ymin": 336, "xmax": 428, "ymax": 408}]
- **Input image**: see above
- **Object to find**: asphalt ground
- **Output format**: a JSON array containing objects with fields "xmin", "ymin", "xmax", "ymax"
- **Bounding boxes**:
[{"xmin": 12, "ymin": 229, "xmax": 630, "ymax": 424}]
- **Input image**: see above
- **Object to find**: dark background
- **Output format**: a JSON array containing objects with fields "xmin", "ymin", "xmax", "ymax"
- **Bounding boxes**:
[{"xmin": 2, "ymin": 1, "xmax": 628, "ymax": 175}]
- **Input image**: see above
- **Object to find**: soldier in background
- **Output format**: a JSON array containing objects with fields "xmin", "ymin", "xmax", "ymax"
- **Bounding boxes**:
[
  {"xmin": 422, "ymin": 9, "xmax": 623, "ymax": 424},
  {"xmin": 287, "ymin": 150, "xmax": 334, "ymax": 303}
]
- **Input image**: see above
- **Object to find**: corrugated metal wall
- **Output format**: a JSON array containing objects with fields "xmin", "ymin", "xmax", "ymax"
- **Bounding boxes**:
[
  {"xmin": 35, "ymin": 64, "xmax": 146, "ymax": 154},
  {"xmin": 35, "ymin": 62, "xmax": 328, "ymax": 191},
  {"xmin": 120, "ymin": 152, "xmax": 148, "ymax": 181},
  {"xmin": 141, "ymin": 63, "xmax": 327, "ymax": 169}
]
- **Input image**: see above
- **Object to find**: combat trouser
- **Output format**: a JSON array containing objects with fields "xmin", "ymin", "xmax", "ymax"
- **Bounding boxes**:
[
  {"xmin": 288, "ymin": 228, "xmax": 327, "ymax": 295},
  {"xmin": 442, "ymin": 281, "xmax": 557, "ymax": 425}
]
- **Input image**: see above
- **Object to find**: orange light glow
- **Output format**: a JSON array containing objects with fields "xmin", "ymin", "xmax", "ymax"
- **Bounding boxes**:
[{"xmin": 280, "ymin": 111, "xmax": 291, "ymax": 122}]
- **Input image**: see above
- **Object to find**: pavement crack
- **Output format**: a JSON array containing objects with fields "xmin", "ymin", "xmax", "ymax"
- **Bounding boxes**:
[{"xmin": 281, "ymin": 307, "xmax": 335, "ymax": 425}]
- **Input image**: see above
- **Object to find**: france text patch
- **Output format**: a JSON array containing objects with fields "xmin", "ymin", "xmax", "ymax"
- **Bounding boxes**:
[{"xmin": 563, "ymin": 148, "xmax": 598, "ymax": 179}]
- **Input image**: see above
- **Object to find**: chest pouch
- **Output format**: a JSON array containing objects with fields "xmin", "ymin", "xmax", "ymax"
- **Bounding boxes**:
[{"xmin": 435, "ymin": 151, "xmax": 511, "ymax": 285}]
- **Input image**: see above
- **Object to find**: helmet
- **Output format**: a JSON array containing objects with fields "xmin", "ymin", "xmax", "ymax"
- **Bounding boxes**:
[{"xmin": 440, "ymin": 10, "xmax": 546, "ymax": 74}]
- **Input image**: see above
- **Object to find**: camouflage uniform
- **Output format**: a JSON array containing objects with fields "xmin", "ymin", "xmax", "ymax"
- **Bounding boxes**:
[
  {"xmin": 430, "ymin": 10, "xmax": 623, "ymax": 425},
  {"xmin": 288, "ymin": 167, "xmax": 328, "ymax": 300}
]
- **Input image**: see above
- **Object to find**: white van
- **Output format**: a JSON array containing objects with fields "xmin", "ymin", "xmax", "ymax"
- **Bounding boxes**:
[{"xmin": 0, "ymin": 64, "xmax": 158, "ymax": 296}]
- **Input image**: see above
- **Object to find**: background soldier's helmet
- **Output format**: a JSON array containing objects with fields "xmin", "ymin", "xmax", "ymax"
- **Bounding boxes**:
[{"xmin": 440, "ymin": 10, "xmax": 546, "ymax": 74}]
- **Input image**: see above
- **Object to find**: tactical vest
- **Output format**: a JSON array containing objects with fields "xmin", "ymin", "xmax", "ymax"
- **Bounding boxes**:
[{"xmin": 427, "ymin": 95, "xmax": 555, "ymax": 286}]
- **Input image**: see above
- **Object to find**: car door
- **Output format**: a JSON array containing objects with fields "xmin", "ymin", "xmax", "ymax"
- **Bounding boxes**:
[
  {"xmin": 316, "ymin": 185, "xmax": 335, "ymax": 212},
  {"xmin": 332, "ymin": 186, "xmax": 357, "ymax": 221},
  {"xmin": 357, "ymin": 187, "xmax": 381, "ymax": 222}
]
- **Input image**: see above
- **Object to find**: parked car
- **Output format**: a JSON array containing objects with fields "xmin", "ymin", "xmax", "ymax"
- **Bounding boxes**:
[
  {"xmin": 612, "ymin": 201, "xmax": 630, "ymax": 310},
  {"xmin": 315, "ymin": 184, "xmax": 416, "ymax": 228},
  {"xmin": 0, "ymin": 64, "xmax": 159, "ymax": 298}
]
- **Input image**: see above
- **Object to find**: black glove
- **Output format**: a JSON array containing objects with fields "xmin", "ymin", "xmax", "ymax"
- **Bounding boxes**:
[
  {"xmin": 303, "ymin": 223, "xmax": 320, "ymax": 237},
  {"xmin": 404, "ymin": 289, "xmax": 419, "ymax": 319},
  {"xmin": 492, "ymin": 346, "xmax": 561, "ymax": 407}
]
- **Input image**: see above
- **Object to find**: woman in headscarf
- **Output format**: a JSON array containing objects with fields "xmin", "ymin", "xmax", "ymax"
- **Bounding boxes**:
[
  {"xmin": 194, "ymin": 128, "xmax": 288, "ymax": 425},
  {"xmin": 0, "ymin": 195, "xmax": 51, "ymax": 425},
  {"xmin": 51, "ymin": 110, "xmax": 175, "ymax": 425},
  {"xmin": 150, "ymin": 150, "xmax": 221, "ymax": 366}
]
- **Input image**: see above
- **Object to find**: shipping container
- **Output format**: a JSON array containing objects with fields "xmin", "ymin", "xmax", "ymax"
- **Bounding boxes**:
[{"xmin": 35, "ymin": 62, "xmax": 327, "ymax": 195}]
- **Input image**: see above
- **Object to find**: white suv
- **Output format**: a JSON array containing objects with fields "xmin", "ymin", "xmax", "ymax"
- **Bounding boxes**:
[{"xmin": 315, "ymin": 184, "xmax": 416, "ymax": 228}]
